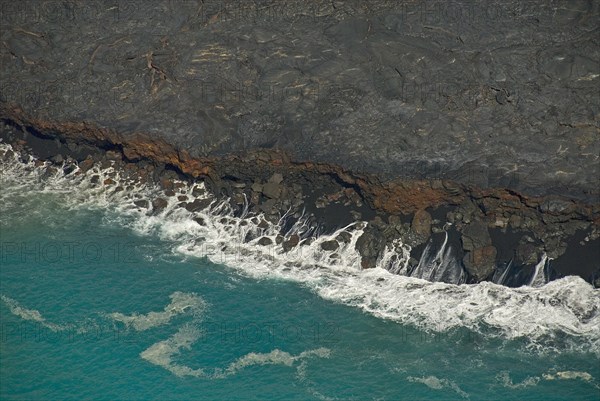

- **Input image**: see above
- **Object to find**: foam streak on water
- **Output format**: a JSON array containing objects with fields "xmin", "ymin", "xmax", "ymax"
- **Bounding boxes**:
[{"xmin": 2, "ymin": 143, "xmax": 599, "ymax": 356}]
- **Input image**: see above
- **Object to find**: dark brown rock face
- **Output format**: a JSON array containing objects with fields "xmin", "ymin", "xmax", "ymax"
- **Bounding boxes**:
[
  {"xmin": 463, "ymin": 245, "xmax": 497, "ymax": 281},
  {"xmin": 411, "ymin": 209, "xmax": 432, "ymax": 241}
]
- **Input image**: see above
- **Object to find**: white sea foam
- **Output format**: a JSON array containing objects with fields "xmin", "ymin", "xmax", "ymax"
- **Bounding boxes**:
[
  {"xmin": 2, "ymin": 143, "xmax": 600, "ymax": 356},
  {"xmin": 139, "ymin": 318, "xmax": 330, "ymax": 379},
  {"xmin": 542, "ymin": 370, "xmax": 594, "ymax": 382},
  {"xmin": 407, "ymin": 375, "xmax": 469, "ymax": 398},
  {"xmin": 0, "ymin": 294, "xmax": 67, "ymax": 332},
  {"xmin": 212, "ymin": 347, "xmax": 331, "ymax": 379},
  {"xmin": 121, "ymin": 288, "xmax": 331, "ymax": 379},
  {"xmin": 109, "ymin": 291, "xmax": 206, "ymax": 331},
  {"xmin": 499, "ymin": 370, "xmax": 598, "ymax": 390},
  {"xmin": 496, "ymin": 371, "xmax": 541, "ymax": 389}
]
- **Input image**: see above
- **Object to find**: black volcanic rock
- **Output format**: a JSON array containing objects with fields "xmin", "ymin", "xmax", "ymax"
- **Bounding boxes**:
[
  {"xmin": 0, "ymin": 0, "xmax": 598, "ymax": 201},
  {"xmin": 1, "ymin": 1, "xmax": 599, "ymax": 285}
]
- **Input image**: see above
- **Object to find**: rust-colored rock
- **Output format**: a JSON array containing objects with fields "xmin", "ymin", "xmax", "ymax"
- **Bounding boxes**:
[{"xmin": 411, "ymin": 209, "xmax": 433, "ymax": 240}]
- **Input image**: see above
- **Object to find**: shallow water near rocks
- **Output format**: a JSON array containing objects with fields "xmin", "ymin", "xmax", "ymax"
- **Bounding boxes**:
[{"xmin": 1, "ymin": 146, "xmax": 599, "ymax": 400}]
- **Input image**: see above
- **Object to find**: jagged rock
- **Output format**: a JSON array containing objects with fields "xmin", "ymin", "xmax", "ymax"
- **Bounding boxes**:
[
  {"xmin": 192, "ymin": 185, "xmax": 205, "ymax": 197},
  {"xmin": 539, "ymin": 199, "xmax": 575, "ymax": 214},
  {"xmin": 321, "ymin": 240, "xmax": 339, "ymax": 251},
  {"xmin": 244, "ymin": 231, "xmax": 258, "ymax": 243},
  {"xmin": 269, "ymin": 173, "xmax": 283, "ymax": 184},
  {"xmin": 260, "ymin": 199, "xmax": 277, "ymax": 213},
  {"xmin": 78, "ymin": 157, "xmax": 94, "ymax": 173},
  {"xmin": 336, "ymin": 231, "xmax": 353, "ymax": 243},
  {"xmin": 134, "ymin": 200, "xmax": 149, "ymax": 209},
  {"xmin": 258, "ymin": 237, "xmax": 273, "ymax": 246},
  {"xmin": 516, "ymin": 243, "xmax": 538, "ymax": 265},
  {"xmin": 232, "ymin": 192, "xmax": 245, "ymax": 205},
  {"xmin": 282, "ymin": 234, "xmax": 300, "ymax": 252},
  {"xmin": 461, "ymin": 221, "xmax": 492, "ymax": 252},
  {"xmin": 152, "ymin": 197, "xmax": 168, "ymax": 212},
  {"xmin": 411, "ymin": 209, "xmax": 432, "ymax": 240},
  {"xmin": 508, "ymin": 215, "xmax": 522, "ymax": 228},
  {"xmin": 185, "ymin": 198, "xmax": 213, "ymax": 212},
  {"xmin": 262, "ymin": 181, "xmax": 282, "ymax": 199},
  {"xmin": 463, "ymin": 246, "xmax": 497, "ymax": 281},
  {"xmin": 356, "ymin": 225, "xmax": 386, "ymax": 269},
  {"xmin": 160, "ymin": 178, "xmax": 175, "ymax": 190}
]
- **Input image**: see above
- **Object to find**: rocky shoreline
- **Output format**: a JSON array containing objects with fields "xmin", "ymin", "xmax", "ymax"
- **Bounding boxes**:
[
  {"xmin": 2, "ymin": 117, "xmax": 598, "ymax": 287},
  {"xmin": 1, "ymin": 0, "xmax": 599, "ymax": 286}
]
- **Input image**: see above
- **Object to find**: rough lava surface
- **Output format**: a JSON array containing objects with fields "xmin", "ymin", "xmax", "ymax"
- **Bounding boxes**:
[{"xmin": 1, "ymin": 0, "xmax": 598, "ymax": 201}]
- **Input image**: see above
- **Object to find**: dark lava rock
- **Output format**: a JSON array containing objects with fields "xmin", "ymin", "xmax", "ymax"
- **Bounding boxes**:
[
  {"xmin": 411, "ymin": 209, "xmax": 432, "ymax": 240},
  {"xmin": 185, "ymin": 198, "xmax": 213, "ymax": 212},
  {"xmin": 539, "ymin": 198, "xmax": 576, "ymax": 214},
  {"xmin": 134, "ymin": 199, "xmax": 149, "ymax": 209},
  {"xmin": 356, "ymin": 225, "xmax": 386, "ymax": 269},
  {"xmin": 321, "ymin": 240, "xmax": 339, "ymax": 251},
  {"xmin": 1, "ymin": 0, "xmax": 597, "ymax": 202},
  {"xmin": 461, "ymin": 221, "xmax": 492, "ymax": 252},
  {"xmin": 260, "ymin": 199, "xmax": 277, "ymax": 214},
  {"xmin": 258, "ymin": 237, "xmax": 273, "ymax": 246},
  {"xmin": 516, "ymin": 243, "xmax": 538, "ymax": 265},
  {"xmin": 192, "ymin": 186, "xmax": 206, "ymax": 197},
  {"xmin": 282, "ymin": 234, "xmax": 300, "ymax": 252},
  {"xmin": 152, "ymin": 198, "xmax": 168, "ymax": 212},
  {"xmin": 336, "ymin": 231, "xmax": 353, "ymax": 243},
  {"xmin": 463, "ymin": 246, "xmax": 497, "ymax": 282},
  {"xmin": 78, "ymin": 158, "xmax": 94, "ymax": 173},
  {"xmin": 262, "ymin": 182, "xmax": 282, "ymax": 199}
]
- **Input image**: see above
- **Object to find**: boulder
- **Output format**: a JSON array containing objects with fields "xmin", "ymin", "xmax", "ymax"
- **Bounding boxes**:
[
  {"xmin": 282, "ymin": 234, "xmax": 300, "ymax": 252},
  {"xmin": 134, "ymin": 199, "xmax": 149, "ymax": 209},
  {"xmin": 257, "ymin": 237, "xmax": 273, "ymax": 246},
  {"xmin": 463, "ymin": 245, "xmax": 497, "ymax": 281},
  {"xmin": 262, "ymin": 181, "xmax": 282, "ymax": 199},
  {"xmin": 269, "ymin": 173, "xmax": 283, "ymax": 184},
  {"xmin": 516, "ymin": 242, "xmax": 538, "ymax": 265},
  {"xmin": 185, "ymin": 198, "xmax": 213, "ymax": 212},
  {"xmin": 152, "ymin": 197, "xmax": 168, "ymax": 212},
  {"xmin": 461, "ymin": 221, "xmax": 492, "ymax": 251},
  {"xmin": 321, "ymin": 240, "xmax": 339, "ymax": 251},
  {"xmin": 355, "ymin": 225, "xmax": 386, "ymax": 269},
  {"xmin": 78, "ymin": 157, "xmax": 94, "ymax": 173},
  {"xmin": 411, "ymin": 209, "xmax": 432, "ymax": 240}
]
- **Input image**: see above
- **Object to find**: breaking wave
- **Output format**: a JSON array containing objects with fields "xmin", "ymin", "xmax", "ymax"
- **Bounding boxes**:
[{"xmin": 2, "ymin": 143, "xmax": 599, "ymax": 356}]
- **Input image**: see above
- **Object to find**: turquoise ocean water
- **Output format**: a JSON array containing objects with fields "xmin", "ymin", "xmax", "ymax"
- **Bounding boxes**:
[{"xmin": 1, "ymin": 144, "xmax": 599, "ymax": 400}]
